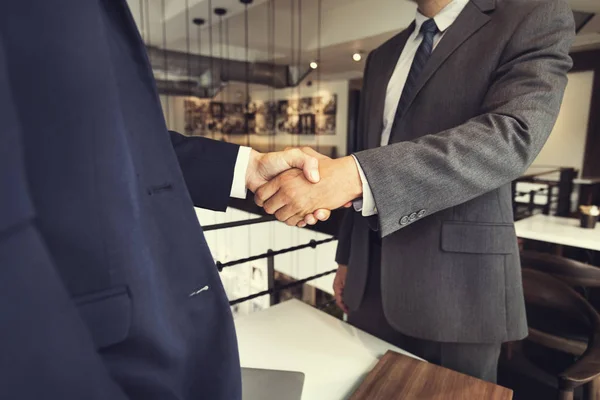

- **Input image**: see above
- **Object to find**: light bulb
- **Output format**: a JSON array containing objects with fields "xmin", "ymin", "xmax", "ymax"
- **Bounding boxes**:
[
  {"xmin": 352, "ymin": 52, "xmax": 362, "ymax": 62},
  {"xmin": 310, "ymin": 61, "xmax": 318, "ymax": 69}
]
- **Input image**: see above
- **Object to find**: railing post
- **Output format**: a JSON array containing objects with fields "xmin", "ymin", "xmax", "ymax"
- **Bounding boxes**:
[
  {"xmin": 528, "ymin": 190, "xmax": 536, "ymax": 216},
  {"xmin": 556, "ymin": 168, "xmax": 576, "ymax": 217},
  {"xmin": 543, "ymin": 186, "xmax": 553, "ymax": 215},
  {"xmin": 267, "ymin": 250, "xmax": 275, "ymax": 306}
]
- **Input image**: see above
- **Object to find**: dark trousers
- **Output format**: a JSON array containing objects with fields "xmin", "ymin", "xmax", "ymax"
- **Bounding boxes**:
[{"xmin": 348, "ymin": 232, "xmax": 501, "ymax": 383}]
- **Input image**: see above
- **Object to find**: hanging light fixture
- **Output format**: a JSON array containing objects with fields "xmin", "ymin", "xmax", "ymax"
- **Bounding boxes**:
[
  {"xmin": 214, "ymin": 7, "xmax": 227, "ymax": 85},
  {"xmin": 208, "ymin": 0, "xmax": 214, "ymax": 98},
  {"xmin": 185, "ymin": 0, "xmax": 192, "ymax": 89},
  {"xmin": 316, "ymin": 0, "xmax": 322, "ymax": 143},
  {"xmin": 268, "ymin": 0, "xmax": 276, "ymax": 139},
  {"xmin": 240, "ymin": 0, "xmax": 253, "ymax": 138},
  {"xmin": 193, "ymin": 17, "xmax": 205, "ymax": 87}
]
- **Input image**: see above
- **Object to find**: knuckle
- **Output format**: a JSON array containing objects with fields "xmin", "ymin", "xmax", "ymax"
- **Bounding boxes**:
[
  {"xmin": 290, "ymin": 148, "xmax": 302, "ymax": 158},
  {"xmin": 275, "ymin": 210, "xmax": 285, "ymax": 221}
]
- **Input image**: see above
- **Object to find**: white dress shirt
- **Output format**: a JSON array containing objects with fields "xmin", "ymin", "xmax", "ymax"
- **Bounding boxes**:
[
  {"xmin": 354, "ymin": 0, "xmax": 470, "ymax": 216},
  {"xmin": 230, "ymin": 146, "xmax": 252, "ymax": 199}
]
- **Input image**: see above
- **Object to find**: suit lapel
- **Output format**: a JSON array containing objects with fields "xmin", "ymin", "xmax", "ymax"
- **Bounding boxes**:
[
  {"xmin": 390, "ymin": 0, "xmax": 494, "ymax": 141},
  {"xmin": 366, "ymin": 24, "xmax": 414, "ymax": 150}
]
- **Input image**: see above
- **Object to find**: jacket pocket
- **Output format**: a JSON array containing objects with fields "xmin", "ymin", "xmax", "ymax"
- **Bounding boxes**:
[
  {"xmin": 441, "ymin": 221, "xmax": 516, "ymax": 255},
  {"xmin": 74, "ymin": 286, "xmax": 132, "ymax": 350}
]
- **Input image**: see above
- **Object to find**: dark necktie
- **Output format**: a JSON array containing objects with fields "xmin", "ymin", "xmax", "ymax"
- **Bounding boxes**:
[{"xmin": 394, "ymin": 19, "xmax": 439, "ymax": 122}]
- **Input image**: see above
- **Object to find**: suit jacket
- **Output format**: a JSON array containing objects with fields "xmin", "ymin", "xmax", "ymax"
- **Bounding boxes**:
[
  {"xmin": 336, "ymin": 0, "xmax": 575, "ymax": 343},
  {"xmin": 1, "ymin": 1, "xmax": 242, "ymax": 399}
]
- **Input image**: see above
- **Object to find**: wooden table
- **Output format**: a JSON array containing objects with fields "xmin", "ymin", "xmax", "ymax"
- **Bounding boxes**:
[
  {"xmin": 235, "ymin": 299, "xmax": 419, "ymax": 399},
  {"xmin": 350, "ymin": 351, "xmax": 513, "ymax": 400},
  {"xmin": 514, "ymin": 214, "xmax": 600, "ymax": 252}
]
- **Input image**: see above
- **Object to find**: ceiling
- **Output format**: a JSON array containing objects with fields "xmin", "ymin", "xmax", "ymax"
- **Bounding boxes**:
[{"xmin": 128, "ymin": 0, "xmax": 600, "ymax": 82}]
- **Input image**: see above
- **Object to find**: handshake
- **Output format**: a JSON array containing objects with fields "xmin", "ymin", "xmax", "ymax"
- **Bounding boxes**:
[{"xmin": 245, "ymin": 147, "xmax": 363, "ymax": 228}]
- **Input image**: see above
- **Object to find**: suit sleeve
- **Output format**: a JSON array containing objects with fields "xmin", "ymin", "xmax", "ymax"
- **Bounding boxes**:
[
  {"xmin": 354, "ymin": 0, "xmax": 575, "ymax": 237},
  {"xmin": 169, "ymin": 131, "xmax": 240, "ymax": 211},
  {"xmin": 0, "ymin": 37, "xmax": 129, "ymax": 400}
]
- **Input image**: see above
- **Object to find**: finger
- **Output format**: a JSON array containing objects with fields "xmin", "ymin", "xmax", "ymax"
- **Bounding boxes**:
[
  {"xmin": 341, "ymin": 302, "xmax": 349, "ymax": 314},
  {"xmin": 344, "ymin": 202, "xmax": 353, "ymax": 208},
  {"xmin": 286, "ymin": 214, "xmax": 304, "ymax": 227},
  {"xmin": 282, "ymin": 149, "xmax": 320, "ymax": 183},
  {"xmin": 254, "ymin": 180, "xmax": 280, "ymax": 208},
  {"xmin": 314, "ymin": 209, "xmax": 331, "ymax": 221},
  {"xmin": 304, "ymin": 214, "xmax": 318, "ymax": 225},
  {"xmin": 300, "ymin": 146, "xmax": 328, "ymax": 160},
  {"xmin": 335, "ymin": 294, "xmax": 348, "ymax": 313},
  {"xmin": 275, "ymin": 205, "xmax": 297, "ymax": 224},
  {"xmin": 297, "ymin": 221, "xmax": 307, "ymax": 228},
  {"xmin": 263, "ymin": 192, "xmax": 289, "ymax": 216}
]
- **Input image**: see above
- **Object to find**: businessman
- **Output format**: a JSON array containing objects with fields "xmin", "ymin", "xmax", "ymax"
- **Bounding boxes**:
[
  {"xmin": 0, "ymin": 2, "xmax": 326, "ymax": 399},
  {"xmin": 256, "ymin": 0, "xmax": 575, "ymax": 382}
]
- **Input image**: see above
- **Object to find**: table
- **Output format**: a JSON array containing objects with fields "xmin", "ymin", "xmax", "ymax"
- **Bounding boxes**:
[
  {"xmin": 234, "ymin": 299, "xmax": 418, "ymax": 400},
  {"xmin": 351, "ymin": 351, "xmax": 513, "ymax": 400},
  {"xmin": 514, "ymin": 214, "xmax": 600, "ymax": 251}
]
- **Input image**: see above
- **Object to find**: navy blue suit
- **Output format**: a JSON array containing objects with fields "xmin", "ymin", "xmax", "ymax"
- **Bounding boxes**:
[{"xmin": 0, "ymin": 1, "xmax": 242, "ymax": 398}]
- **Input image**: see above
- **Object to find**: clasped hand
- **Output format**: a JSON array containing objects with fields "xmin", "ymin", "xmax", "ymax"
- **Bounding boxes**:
[{"xmin": 249, "ymin": 147, "xmax": 362, "ymax": 227}]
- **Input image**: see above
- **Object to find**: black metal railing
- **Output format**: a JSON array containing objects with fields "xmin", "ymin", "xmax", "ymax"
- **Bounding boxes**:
[
  {"xmin": 216, "ymin": 237, "xmax": 336, "ymax": 271},
  {"xmin": 204, "ymin": 213, "xmax": 338, "ymax": 307},
  {"xmin": 229, "ymin": 268, "xmax": 337, "ymax": 306}
]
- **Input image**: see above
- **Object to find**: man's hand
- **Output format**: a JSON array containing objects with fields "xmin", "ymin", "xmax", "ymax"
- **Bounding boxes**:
[
  {"xmin": 333, "ymin": 265, "xmax": 349, "ymax": 314},
  {"xmin": 254, "ymin": 155, "xmax": 362, "ymax": 226},
  {"xmin": 289, "ymin": 147, "xmax": 352, "ymax": 227},
  {"xmin": 245, "ymin": 148, "xmax": 320, "ymax": 194}
]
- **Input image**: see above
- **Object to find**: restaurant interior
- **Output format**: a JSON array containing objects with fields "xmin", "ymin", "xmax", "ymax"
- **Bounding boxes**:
[{"xmin": 127, "ymin": 0, "xmax": 600, "ymax": 398}]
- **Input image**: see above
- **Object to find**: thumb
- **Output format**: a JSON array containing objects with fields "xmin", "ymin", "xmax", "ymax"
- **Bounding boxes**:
[{"xmin": 283, "ymin": 149, "xmax": 320, "ymax": 183}]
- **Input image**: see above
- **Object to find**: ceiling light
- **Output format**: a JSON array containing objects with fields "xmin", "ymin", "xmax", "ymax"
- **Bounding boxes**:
[
  {"xmin": 310, "ymin": 61, "xmax": 318, "ymax": 69},
  {"xmin": 352, "ymin": 52, "xmax": 362, "ymax": 62}
]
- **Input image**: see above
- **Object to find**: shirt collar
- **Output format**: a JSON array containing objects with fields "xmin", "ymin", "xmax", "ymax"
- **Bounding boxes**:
[{"xmin": 414, "ymin": 0, "xmax": 470, "ymax": 35}]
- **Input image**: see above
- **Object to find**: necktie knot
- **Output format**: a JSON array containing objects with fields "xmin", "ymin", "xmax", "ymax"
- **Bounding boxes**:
[{"xmin": 420, "ymin": 19, "xmax": 439, "ymax": 35}]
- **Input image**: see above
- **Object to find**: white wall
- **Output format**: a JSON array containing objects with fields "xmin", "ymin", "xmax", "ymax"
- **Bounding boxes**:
[
  {"xmin": 532, "ymin": 71, "xmax": 595, "ymax": 175},
  {"xmin": 160, "ymin": 79, "xmax": 350, "ymax": 156},
  {"xmin": 196, "ymin": 207, "xmax": 338, "ymax": 318}
]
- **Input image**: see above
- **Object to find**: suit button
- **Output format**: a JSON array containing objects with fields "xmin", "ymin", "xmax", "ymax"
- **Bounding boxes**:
[
  {"xmin": 409, "ymin": 213, "xmax": 417, "ymax": 222},
  {"xmin": 400, "ymin": 216, "xmax": 409, "ymax": 225},
  {"xmin": 417, "ymin": 209, "xmax": 426, "ymax": 218}
]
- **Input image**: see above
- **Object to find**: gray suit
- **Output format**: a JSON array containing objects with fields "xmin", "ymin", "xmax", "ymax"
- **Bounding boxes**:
[{"xmin": 336, "ymin": 0, "xmax": 575, "ymax": 379}]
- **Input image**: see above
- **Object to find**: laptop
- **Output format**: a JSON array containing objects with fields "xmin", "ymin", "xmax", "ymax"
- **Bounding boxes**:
[{"xmin": 241, "ymin": 368, "xmax": 305, "ymax": 400}]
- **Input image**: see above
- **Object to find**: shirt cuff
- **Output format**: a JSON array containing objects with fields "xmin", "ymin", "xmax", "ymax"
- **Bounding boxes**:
[
  {"xmin": 230, "ymin": 146, "xmax": 251, "ymax": 199},
  {"xmin": 351, "ymin": 155, "xmax": 377, "ymax": 216}
]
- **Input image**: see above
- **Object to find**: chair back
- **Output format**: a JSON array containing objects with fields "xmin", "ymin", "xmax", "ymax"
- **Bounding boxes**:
[
  {"xmin": 521, "ymin": 251, "xmax": 600, "ymax": 288},
  {"xmin": 522, "ymin": 269, "xmax": 600, "ymax": 393}
]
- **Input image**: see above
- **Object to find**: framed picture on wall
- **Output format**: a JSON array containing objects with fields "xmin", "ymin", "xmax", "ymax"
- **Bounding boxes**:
[
  {"xmin": 323, "ymin": 95, "xmax": 337, "ymax": 115},
  {"xmin": 210, "ymin": 102, "xmax": 224, "ymax": 119}
]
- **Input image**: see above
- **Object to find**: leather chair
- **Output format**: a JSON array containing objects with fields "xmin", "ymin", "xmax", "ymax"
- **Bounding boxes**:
[
  {"xmin": 518, "ymin": 269, "xmax": 600, "ymax": 400},
  {"xmin": 520, "ymin": 251, "xmax": 600, "ymax": 288}
]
